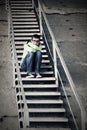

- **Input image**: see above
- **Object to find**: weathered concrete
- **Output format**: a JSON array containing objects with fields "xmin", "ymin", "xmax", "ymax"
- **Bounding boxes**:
[
  {"xmin": 0, "ymin": 4, "xmax": 19, "ymax": 130},
  {"xmin": 43, "ymin": 0, "xmax": 87, "ymax": 129}
]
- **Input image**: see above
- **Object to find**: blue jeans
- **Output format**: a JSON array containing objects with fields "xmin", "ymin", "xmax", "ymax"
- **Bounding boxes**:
[{"xmin": 21, "ymin": 51, "xmax": 42, "ymax": 74}]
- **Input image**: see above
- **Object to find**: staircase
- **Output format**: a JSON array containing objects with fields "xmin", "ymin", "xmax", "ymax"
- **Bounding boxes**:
[{"xmin": 9, "ymin": 0, "xmax": 71, "ymax": 129}]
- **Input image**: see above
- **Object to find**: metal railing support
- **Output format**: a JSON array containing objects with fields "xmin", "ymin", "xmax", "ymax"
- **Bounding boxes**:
[
  {"xmin": 8, "ymin": 4, "xmax": 29, "ymax": 129},
  {"xmin": 32, "ymin": 0, "xmax": 34, "ymax": 8},
  {"xmin": 38, "ymin": 2, "xmax": 42, "ymax": 35},
  {"xmin": 52, "ymin": 38, "xmax": 58, "ymax": 86},
  {"xmin": 5, "ymin": 0, "xmax": 9, "ymax": 10}
]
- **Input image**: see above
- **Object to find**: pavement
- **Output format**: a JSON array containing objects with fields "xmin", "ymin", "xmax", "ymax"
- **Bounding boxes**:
[
  {"xmin": 0, "ymin": 3, "xmax": 19, "ymax": 130},
  {"xmin": 43, "ymin": 0, "xmax": 87, "ymax": 129},
  {"xmin": 0, "ymin": 0, "xmax": 87, "ymax": 130}
]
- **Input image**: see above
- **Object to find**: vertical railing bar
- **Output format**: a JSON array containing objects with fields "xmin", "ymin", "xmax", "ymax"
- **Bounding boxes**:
[
  {"xmin": 32, "ymin": 0, "xmax": 34, "ymax": 8},
  {"xmin": 57, "ymin": 69, "xmax": 79, "ymax": 130},
  {"xmin": 38, "ymin": 2, "xmax": 42, "ymax": 35},
  {"xmin": 52, "ymin": 39, "xmax": 58, "ymax": 86}
]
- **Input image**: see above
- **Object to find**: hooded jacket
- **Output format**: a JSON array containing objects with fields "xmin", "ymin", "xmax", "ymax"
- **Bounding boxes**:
[{"xmin": 21, "ymin": 41, "xmax": 42, "ymax": 63}]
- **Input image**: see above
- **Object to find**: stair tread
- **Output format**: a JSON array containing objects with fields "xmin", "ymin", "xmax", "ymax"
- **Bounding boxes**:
[
  {"xmin": 14, "ymin": 29, "xmax": 39, "ymax": 32},
  {"xmin": 16, "ymin": 50, "xmax": 46, "ymax": 53},
  {"xmin": 16, "ymin": 84, "xmax": 57, "ymax": 88},
  {"xmin": 13, "ymin": 20, "xmax": 38, "ymax": 24},
  {"xmin": 30, "ymin": 117, "xmax": 68, "ymax": 122},
  {"xmin": 12, "ymin": 12, "xmax": 35, "ymax": 14},
  {"xmin": 12, "ymin": 15, "xmax": 36, "ymax": 17},
  {"xmin": 17, "ymin": 53, "xmax": 47, "ymax": 57},
  {"xmin": 13, "ymin": 19, "xmax": 37, "ymax": 21},
  {"xmin": 25, "ymin": 128, "xmax": 71, "ymax": 130},
  {"xmin": 24, "ymin": 92, "xmax": 61, "ymax": 96},
  {"xmin": 16, "ymin": 77, "xmax": 55, "ymax": 81},
  {"xmin": 11, "ymin": 3, "xmax": 32, "ymax": 6},
  {"xmin": 26, "ymin": 99, "xmax": 63, "ymax": 104},
  {"xmin": 18, "ymin": 59, "xmax": 50, "ymax": 63},
  {"xmin": 16, "ymin": 71, "xmax": 53, "ymax": 75},
  {"xmin": 14, "ymin": 33, "xmax": 40, "ymax": 36},
  {"xmin": 11, "ymin": 6, "xmax": 33, "ymax": 9},
  {"xmin": 14, "ymin": 24, "xmax": 39, "ymax": 29},
  {"xmin": 28, "ymin": 108, "xmax": 65, "ymax": 112},
  {"xmin": 11, "ymin": 9, "xmax": 34, "ymax": 12},
  {"xmin": 17, "ymin": 65, "xmax": 53, "ymax": 69}
]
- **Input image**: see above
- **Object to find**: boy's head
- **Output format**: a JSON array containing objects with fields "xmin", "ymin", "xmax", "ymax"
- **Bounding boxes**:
[
  {"xmin": 32, "ymin": 34, "xmax": 40, "ymax": 40},
  {"xmin": 32, "ymin": 34, "xmax": 40, "ymax": 45}
]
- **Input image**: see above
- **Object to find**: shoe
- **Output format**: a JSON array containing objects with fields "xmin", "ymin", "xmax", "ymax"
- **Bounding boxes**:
[
  {"xmin": 36, "ymin": 73, "xmax": 42, "ymax": 78},
  {"xmin": 26, "ymin": 73, "xmax": 34, "ymax": 78}
]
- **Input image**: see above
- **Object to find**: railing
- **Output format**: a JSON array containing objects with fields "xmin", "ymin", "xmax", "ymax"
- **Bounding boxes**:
[
  {"xmin": 5, "ymin": 0, "xmax": 9, "ymax": 10},
  {"xmin": 8, "ymin": 2, "xmax": 29, "ymax": 129},
  {"xmin": 33, "ymin": 0, "xmax": 86, "ymax": 130}
]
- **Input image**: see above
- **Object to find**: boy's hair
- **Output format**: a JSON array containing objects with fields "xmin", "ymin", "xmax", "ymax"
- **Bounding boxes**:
[{"xmin": 32, "ymin": 34, "xmax": 40, "ymax": 40}]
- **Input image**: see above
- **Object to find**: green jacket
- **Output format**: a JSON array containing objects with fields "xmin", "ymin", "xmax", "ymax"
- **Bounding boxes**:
[{"xmin": 21, "ymin": 41, "xmax": 42, "ymax": 63}]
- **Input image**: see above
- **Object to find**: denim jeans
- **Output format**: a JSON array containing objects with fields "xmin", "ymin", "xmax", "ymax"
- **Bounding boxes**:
[{"xmin": 21, "ymin": 51, "xmax": 42, "ymax": 74}]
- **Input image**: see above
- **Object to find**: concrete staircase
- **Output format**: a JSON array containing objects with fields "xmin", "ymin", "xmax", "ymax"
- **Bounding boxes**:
[{"xmin": 9, "ymin": 0, "xmax": 71, "ymax": 129}]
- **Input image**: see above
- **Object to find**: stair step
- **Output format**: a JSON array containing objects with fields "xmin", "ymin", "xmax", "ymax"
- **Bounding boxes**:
[
  {"xmin": 10, "ymin": 0, "xmax": 31, "ymax": 4},
  {"xmin": 15, "ymin": 41, "xmax": 43, "ymax": 44},
  {"xmin": 14, "ymin": 29, "xmax": 40, "ymax": 32},
  {"xmin": 13, "ymin": 25, "xmax": 39, "ymax": 28},
  {"xmin": 12, "ymin": 15, "xmax": 36, "ymax": 18},
  {"xmin": 16, "ymin": 49, "xmax": 46, "ymax": 53},
  {"xmin": 17, "ymin": 71, "xmax": 53, "ymax": 75},
  {"xmin": 16, "ymin": 84, "xmax": 57, "ymax": 88},
  {"xmin": 11, "ymin": 9, "xmax": 34, "ymax": 12},
  {"xmin": 18, "ymin": 59, "xmax": 50, "ymax": 64},
  {"xmin": 16, "ymin": 77, "xmax": 55, "ymax": 81},
  {"xmin": 16, "ymin": 46, "xmax": 45, "ymax": 50},
  {"xmin": 17, "ymin": 53, "xmax": 47, "ymax": 57},
  {"xmin": 24, "ymin": 92, "xmax": 61, "ymax": 96},
  {"xmin": 13, "ymin": 22, "xmax": 38, "ymax": 25},
  {"xmin": 14, "ymin": 33, "xmax": 41, "ymax": 36},
  {"xmin": 11, "ymin": 6, "xmax": 33, "ymax": 9},
  {"xmin": 29, "ymin": 117, "xmax": 68, "ymax": 122},
  {"xmin": 17, "ymin": 65, "xmax": 53, "ymax": 69},
  {"xmin": 28, "ymin": 108, "xmax": 65, "ymax": 113},
  {"xmin": 25, "ymin": 128, "xmax": 71, "ymax": 130},
  {"xmin": 12, "ymin": 12, "xmax": 35, "ymax": 15},
  {"xmin": 26, "ymin": 100, "xmax": 63, "ymax": 104},
  {"xmin": 13, "ymin": 19, "xmax": 37, "ymax": 22},
  {"xmin": 11, "ymin": 4, "xmax": 32, "ymax": 6},
  {"xmin": 14, "ymin": 37, "xmax": 41, "ymax": 41}
]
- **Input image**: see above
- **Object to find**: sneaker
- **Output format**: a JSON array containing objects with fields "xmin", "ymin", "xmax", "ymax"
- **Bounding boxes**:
[
  {"xmin": 36, "ymin": 73, "xmax": 42, "ymax": 78},
  {"xmin": 26, "ymin": 73, "xmax": 34, "ymax": 78}
]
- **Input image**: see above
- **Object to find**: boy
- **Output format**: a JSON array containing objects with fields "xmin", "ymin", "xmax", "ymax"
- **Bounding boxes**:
[{"xmin": 21, "ymin": 34, "xmax": 42, "ymax": 78}]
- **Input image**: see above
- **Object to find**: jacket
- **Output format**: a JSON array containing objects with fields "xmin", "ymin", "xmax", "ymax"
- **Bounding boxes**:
[{"xmin": 21, "ymin": 41, "xmax": 42, "ymax": 63}]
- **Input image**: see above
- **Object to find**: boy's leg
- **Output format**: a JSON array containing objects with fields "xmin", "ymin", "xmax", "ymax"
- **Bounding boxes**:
[
  {"xmin": 35, "ymin": 50, "xmax": 42, "ymax": 74},
  {"xmin": 26, "ymin": 52, "xmax": 35, "ymax": 74},
  {"xmin": 21, "ymin": 56, "xmax": 27, "ymax": 72}
]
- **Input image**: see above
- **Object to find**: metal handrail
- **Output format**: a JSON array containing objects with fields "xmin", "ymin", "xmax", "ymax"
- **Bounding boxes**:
[
  {"xmin": 33, "ymin": 0, "xmax": 86, "ymax": 130},
  {"xmin": 8, "ymin": 3, "xmax": 29, "ymax": 129}
]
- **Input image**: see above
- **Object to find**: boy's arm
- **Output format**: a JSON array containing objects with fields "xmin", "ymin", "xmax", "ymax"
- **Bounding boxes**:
[{"xmin": 28, "ymin": 42, "xmax": 42, "ymax": 50}]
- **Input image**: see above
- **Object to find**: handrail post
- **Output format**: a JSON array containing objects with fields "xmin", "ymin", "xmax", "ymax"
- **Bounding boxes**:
[
  {"xmin": 5, "ymin": 0, "xmax": 9, "ymax": 10},
  {"xmin": 38, "ymin": 1, "xmax": 42, "ymax": 35},
  {"xmin": 81, "ymin": 110, "xmax": 86, "ymax": 130},
  {"xmin": 52, "ymin": 39, "xmax": 58, "ymax": 86},
  {"xmin": 32, "ymin": 0, "xmax": 34, "ymax": 8}
]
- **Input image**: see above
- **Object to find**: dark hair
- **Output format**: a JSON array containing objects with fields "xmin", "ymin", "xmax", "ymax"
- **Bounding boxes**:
[{"xmin": 32, "ymin": 34, "xmax": 40, "ymax": 40}]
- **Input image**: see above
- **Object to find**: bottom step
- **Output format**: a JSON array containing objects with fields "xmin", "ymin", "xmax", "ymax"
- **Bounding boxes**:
[
  {"xmin": 28, "ymin": 128, "xmax": 71, "ymax": 130},
  {"xmin": 30, "ymin": 117, "xmax": 68, "ymax": 122}
]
